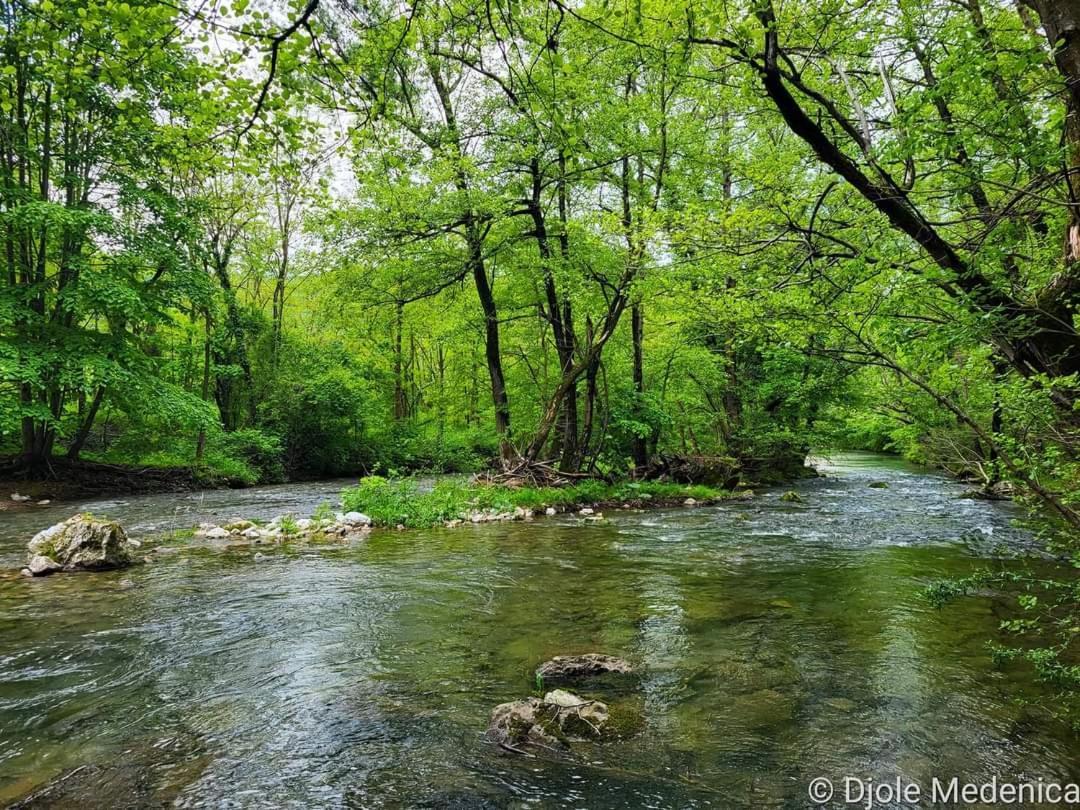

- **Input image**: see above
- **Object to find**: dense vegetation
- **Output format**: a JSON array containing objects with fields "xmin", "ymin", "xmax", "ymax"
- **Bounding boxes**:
[
  {"xmin": 341, "ymin": 477, "xmax": 727, "ymax": 528},
  {"xmin": 4, "ymin": 0, "xmax": 1080, "ymax": 494},
  {"xmin": 1, "ymin": 0, "xmax": 1075, "ymax": 499},
  {"xmin": 6, "ymin": 0, "xmax": 1080, "ymax": 697}
]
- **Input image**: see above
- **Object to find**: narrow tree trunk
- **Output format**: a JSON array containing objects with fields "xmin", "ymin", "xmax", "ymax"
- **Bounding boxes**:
[
  {"xmin": 393, "ymin": 299, "xmax": 407, "ymax": 420},
  {"xmin": 470, "ymin": 234, "xmax": 513, "ymax": 463},
  {"xmin": 67, "ymin": 386, "xmax": 105, "ymax": 460},
  {"xmin": 631, "ymin": 302, "xmax": 647, "ymax": 467},
  {"xmin": 195, "ymin": 312, "xmax": 212, "ymax": 462}
]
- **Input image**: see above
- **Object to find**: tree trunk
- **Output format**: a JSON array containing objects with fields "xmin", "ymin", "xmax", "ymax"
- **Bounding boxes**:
[
  {"xmin": 469, "ymin": 230, "xmax": 513, "ymax": 463},
  {"xmin": 393, "ymin": 299, "xmax": 407, "ymax": 420},
  {"xmin": 67, "ymin": 386, "xmax": 105, "ymax": 461},
  {"xmin": 195, "ymin": 312, "xmax": 212, "ymax": 462},
  {"xmin": 631, "ymin": 301, "xmax": 648, "ymax": 467},
  {"xmin": 747, "ymin": 4, "xmax": 1080, "ymax": 388},
  {"xmin": 425, "ymin": 50, "xmax": 514, "ymax": 464}
]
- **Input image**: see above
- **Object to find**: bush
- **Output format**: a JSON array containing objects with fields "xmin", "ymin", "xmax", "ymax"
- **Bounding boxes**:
[
  {"xmin": 366, "ymin": 424, "xmax": 498, "ymax": 475},
  {"xmin": 218, "ymin": 428, "xmax": 286, "ymax": 483}
]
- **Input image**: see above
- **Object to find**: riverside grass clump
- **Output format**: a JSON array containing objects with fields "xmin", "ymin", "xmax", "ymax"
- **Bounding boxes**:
[{"xmin": 340, "ymin": 476, "xmax": 727, "ymax": 529}]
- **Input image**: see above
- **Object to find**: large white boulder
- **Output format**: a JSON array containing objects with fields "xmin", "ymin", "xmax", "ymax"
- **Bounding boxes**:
[{"xmin": 24, "ymin": 514, "xmax": 134, "ymax": 576}]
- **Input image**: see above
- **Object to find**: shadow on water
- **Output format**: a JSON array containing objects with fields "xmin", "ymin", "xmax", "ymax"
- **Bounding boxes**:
[{"xmin": 0, "ymin": 452, "xmax": 1077, "ymax": 807}]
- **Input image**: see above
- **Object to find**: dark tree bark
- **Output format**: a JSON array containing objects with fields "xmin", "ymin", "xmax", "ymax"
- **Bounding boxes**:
[
  {"xmin": 426, "ymin": 50, "xmax": 515, "ymax": 464},
  {"xmin": 631, "ymin": 302, "xmax": 647, "ymax": 467},
  {"xmin": 66, "ymin": 386, "xmax": 105, "ymax": 461}
]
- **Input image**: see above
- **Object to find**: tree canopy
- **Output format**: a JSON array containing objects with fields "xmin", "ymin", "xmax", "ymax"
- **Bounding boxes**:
[{"xmin": 3, "ymin": 0, "xmax": 1080, "ymax": 531}]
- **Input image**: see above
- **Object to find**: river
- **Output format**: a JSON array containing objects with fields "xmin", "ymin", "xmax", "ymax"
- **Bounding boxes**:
[{"xmin": 0, "ymin": 452, "xmax": 1076, "ymax": 807}]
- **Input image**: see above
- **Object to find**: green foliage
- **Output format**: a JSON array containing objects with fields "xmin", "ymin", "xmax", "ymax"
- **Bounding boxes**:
[
  {"xmin": 341, "ymin": 476, "xmax": 728, "ymax": 529},
  {"xmin": 218, "ymin": 429, "xmax": 286, "ymax": 484},
  {"xmin": 926, "ymin": 568, "xmax": 1080, "ymax": 720},
  {"xmin": 311, "ymin": 501, "xmax": 335, "ymax": 523}
]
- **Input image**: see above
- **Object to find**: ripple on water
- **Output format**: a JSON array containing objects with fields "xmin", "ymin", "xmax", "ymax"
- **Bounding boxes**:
[{"xmin": 0, "ymin": 453, "xmax": 1077, "ymax": 807}]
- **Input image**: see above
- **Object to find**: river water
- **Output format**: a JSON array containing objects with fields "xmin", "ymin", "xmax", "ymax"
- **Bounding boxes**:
[{"xmin": 0, "ymin": 453, "xmax": 1076, "ymax": 807}]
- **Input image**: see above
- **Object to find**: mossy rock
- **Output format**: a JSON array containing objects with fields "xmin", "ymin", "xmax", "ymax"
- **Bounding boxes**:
[
  {"xmin": 867, "ymin": 481, "xmax": 889, "ymax": 489},
  {"xmin": 732, "ymin": 688, "xmax": 797, "ymax": 728},
  {"xmin": 779, "ymin": 491, "xmax": 803, "ymax": 503},
  {"xmin": 602, "ymin": 699, "xmax": 646, "ymax": 739},
  {"xmin": 25, "ymin": 514, "xmax": 133, "ymax": 576}
]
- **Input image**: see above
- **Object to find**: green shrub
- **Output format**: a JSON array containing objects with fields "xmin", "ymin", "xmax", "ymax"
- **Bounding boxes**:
[
  {"xmin": 341, "ymin": 476, "xmax": 730, "ymax": 529},
  {"xmin": 218, "ymin": 428, "xmax": 286, "ymax": 483}
]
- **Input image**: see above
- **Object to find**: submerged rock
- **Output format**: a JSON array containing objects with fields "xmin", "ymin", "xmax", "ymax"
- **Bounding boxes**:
[
  {"xmin": 487, "ymin": 697, "xmax": 561, "ymax": 748},
  {"xmin": 24, "ymin": 514, "xmax": 134, "ymax": 576},
  {"xmin": 779, "ymin": 491, "xmax": 803, "ymax": 503},
  {"xmin": 543, "ymin": 689, "xmax": 609, "ymax": 739},
  {"xmin": 486, "ymin": 690, "xmax": 612, "ymax": 750},
  {"xmin": 536, "ymin": 653, "xmax": 633, "ymax": 684},
  {"xmin": 867, "ymin": 481, "xmax": 889, "ymax": 489},
  {"xmin": 23, "ymin": 554, "xmax": 61, "ymax": 577}
]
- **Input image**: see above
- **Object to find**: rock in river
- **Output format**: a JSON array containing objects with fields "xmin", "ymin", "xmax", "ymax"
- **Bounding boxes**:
[
  {"xmin": 486, "ymin": 690, "xmax": 611, "ymax": 749},
  {"xmin": 342, "ymin": 511, "xmax": 372, "ymax": 527},
  {"xmin": 536, "ymin": 653, "xmax": 633, "ymax": 683},
  {"xmin": 23, "ymin": 514, "xmax": 135, "ymax": 576}
]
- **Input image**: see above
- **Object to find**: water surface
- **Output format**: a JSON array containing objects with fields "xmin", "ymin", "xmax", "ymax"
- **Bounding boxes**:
[{"xmin": 0, "ymin": 453, "xmax": 1075, "ymax": 807}]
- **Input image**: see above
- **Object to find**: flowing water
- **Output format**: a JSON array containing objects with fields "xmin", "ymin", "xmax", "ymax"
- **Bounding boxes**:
[{"xmin": 0, "ymin": 453, "xmax": 1077, "ymax": 808}]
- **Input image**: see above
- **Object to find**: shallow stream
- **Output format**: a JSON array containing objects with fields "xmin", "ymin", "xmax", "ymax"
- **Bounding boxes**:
[{"xmin": 0, "ymin": 453, "xmax": 1076, "ymax": 808}]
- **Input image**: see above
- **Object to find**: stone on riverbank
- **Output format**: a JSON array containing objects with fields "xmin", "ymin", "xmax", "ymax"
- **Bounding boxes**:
[
  {"xmin": 341, "ymin": 511, "xmax": 372, "ymax": 526},
  {"xmin": 23, "ymin": 514, "xmax": 134, "ymax": 576}
]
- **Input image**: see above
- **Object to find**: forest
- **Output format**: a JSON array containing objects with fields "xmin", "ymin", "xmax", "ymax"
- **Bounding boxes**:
[{"xmin": 4, "ymin": 0, "xmax": 1079, "ymax": 509}]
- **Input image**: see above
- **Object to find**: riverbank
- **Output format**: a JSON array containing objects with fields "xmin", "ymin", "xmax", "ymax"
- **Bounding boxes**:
[
  {"xmin": 0, "ymin": 456, "xmax": 252, "ymax": 503},
  {"xmin": 0, "ymin": 451, "xmax": 796, "ymax": 510}
]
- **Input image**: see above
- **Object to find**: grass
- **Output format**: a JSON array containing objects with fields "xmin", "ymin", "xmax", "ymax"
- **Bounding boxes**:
[{"xmin": 340, "ymin": 475, "xmax": 729, "ymax": 529}]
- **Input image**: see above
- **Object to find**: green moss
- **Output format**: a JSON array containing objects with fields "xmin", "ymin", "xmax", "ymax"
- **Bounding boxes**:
[{"xmin": 603, "ymin": 701, "xmax": 645, "ymax": 739}]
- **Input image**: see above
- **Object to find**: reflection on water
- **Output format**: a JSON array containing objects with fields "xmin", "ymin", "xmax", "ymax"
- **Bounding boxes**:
[{"xmin": 0, "ymin": 453, "xmax": 1076, "ymax": 807}]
